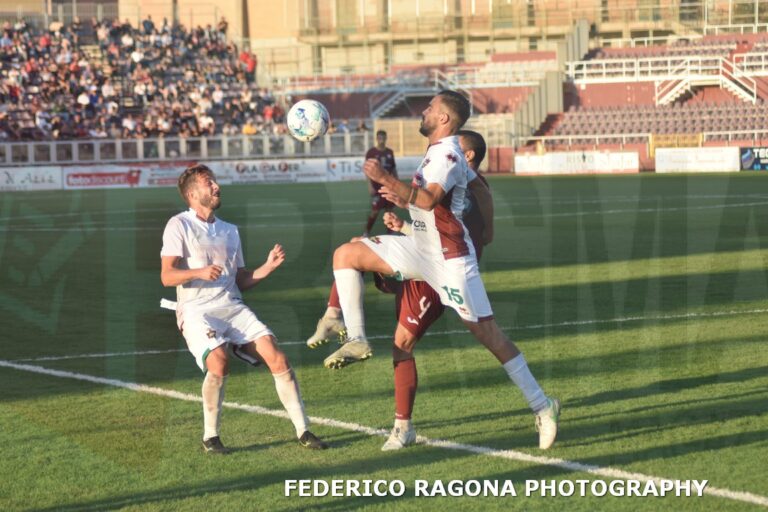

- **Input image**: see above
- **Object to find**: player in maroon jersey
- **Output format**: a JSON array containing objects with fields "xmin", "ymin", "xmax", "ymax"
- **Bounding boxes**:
[{"xmin": 363, "ymin": 130, "xmax": 398, "ymax": 236}]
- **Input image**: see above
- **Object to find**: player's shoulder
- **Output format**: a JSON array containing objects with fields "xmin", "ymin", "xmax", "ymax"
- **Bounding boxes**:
[
  {"xmin": 426, "ymin": 136, "xmax": 464, "ymax": 166},
  {"xmin": 165, "ymin": 210, "xmax": 190, "ymax": 229}
]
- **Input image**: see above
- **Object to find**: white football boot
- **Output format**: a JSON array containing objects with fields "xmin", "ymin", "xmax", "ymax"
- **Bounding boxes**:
[
  {"xmin": 535, "ymin": 397, "xmax": 561, "ymax": 450},
  {"xmin": 381, "ymin": 422, "xmax": 417, "ymax": 451},
  {"xmin": 306, "ymin": 316, "xmax": 347, "ymax": 349}
]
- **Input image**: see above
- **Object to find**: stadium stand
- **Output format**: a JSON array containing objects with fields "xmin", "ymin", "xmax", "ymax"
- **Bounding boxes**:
[{"xmin": 0, "ymin": 17, "xmax": 287, "ymax": 141}]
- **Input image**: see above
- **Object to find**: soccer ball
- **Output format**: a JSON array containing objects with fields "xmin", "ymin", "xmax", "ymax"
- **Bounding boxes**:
[{"xmin": 286, "ymin": 99, "xmax": 330, "ymax": 142}]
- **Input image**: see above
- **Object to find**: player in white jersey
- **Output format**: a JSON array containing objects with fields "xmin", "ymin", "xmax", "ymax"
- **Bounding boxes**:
[
  {"xmin": 161, "ymin": 164, "xmax": 327, "ymax": 454},
  {"xmin": 327, "ymin": 91, "xmax": 560, "ymax": 450}
]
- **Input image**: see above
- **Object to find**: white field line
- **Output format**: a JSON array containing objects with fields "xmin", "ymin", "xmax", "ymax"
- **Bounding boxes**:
[
  {"xmin": 0, "ymin": 358, "xmax": 765, "ymax": 507},
  {"xmin": 16, "ymin": 307, "xmax": 768, "ymax": 363},
  {"xmin": 4, "ymin": 199, "xmax": 768, "ymax": 233},
  {"xmin": 2, "ymin": 194, "xmax": 765, "ymax": 222}
]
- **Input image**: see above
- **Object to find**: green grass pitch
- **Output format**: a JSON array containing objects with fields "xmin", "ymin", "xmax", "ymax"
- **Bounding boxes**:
[{"xmin": 1, "ymin": 173, "xmax": 767, "ymax": 511}]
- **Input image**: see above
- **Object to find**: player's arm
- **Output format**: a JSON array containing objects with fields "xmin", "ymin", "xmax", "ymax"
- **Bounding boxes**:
[
  {"xmin": 366, "ymin": 162, "xmax": 445, "ymax": 212},
  {"xmin": 468, "ymin": 177, "xmax": 494, "ymax": 245},
  {"xmin": 236, "ymin": 244, "xmax": 285, "ymax": 291},
  {"xmin": 161, "ymin": 256, "xmax": 221, "ymax": 286}
]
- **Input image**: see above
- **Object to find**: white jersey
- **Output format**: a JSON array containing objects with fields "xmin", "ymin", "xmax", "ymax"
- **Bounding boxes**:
[
  {"xmin": 161, "ymin": 209, "xmax": 244, "ymax": 326},
  {"xmin": 408, "ymin": 135, "xmax": 478, "ymax": 260}
]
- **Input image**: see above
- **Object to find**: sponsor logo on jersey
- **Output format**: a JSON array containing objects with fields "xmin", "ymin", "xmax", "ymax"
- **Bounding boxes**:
[{"xmin": 413, "ymin": 220, "xmax": 427, "ymax": 231}]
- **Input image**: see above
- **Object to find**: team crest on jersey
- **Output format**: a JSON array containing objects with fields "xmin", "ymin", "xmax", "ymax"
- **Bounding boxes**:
[
  {"xmin": 369, "ymin": 236, "xmax": 382, "ymax": 244},
  {"xmin": 446, "ymin": 153, "xmax": 458, "ymax": 163},
  {"xmin": 206, "ymin": 329, "xmax": 217, "ymax": 339}
]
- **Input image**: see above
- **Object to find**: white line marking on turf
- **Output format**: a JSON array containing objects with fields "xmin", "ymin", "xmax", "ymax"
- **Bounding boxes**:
[
  {"xmin": 16, "ymin": 308, "xmax": 768, "ymax": 363},
  {"xmin": 4, "ymin": 200, "xmax": 768, "ymax": 232},
  {"xmin": 0, "ymin": 359, "xmax": 765, "ymax": 507}
]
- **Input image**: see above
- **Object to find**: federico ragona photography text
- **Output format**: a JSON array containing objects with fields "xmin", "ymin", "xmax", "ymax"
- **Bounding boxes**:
[{"xmin": 284, "ymin": 479, "xmax": 710, "ymax": 498}]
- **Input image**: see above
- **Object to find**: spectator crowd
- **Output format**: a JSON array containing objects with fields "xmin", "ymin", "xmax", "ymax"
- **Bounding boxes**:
[{"xmin": 0, "ymin": 16, "xmax": 297, "ymax": 141}]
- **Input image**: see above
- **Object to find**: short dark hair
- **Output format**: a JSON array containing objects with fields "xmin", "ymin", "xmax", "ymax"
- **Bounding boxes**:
[
  {"xmin": 438, "ymin": 90, "xmax": 471, "ymax": 129},
  {"xmin": 457, "ymin": 129, "xmax": 486, "ymax": 167},
  {"xmin": 376, "ymin": 129, "xmax": 387, "ymax": 137},
  {"xmin": 178, "ymin": 164, "xmax": 214, "ymax": 204}
]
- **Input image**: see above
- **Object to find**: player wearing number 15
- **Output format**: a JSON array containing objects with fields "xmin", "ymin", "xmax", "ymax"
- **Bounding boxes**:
[{"xmin": 330, "ymin": 91, "xmax": 560, "ymax": 450}]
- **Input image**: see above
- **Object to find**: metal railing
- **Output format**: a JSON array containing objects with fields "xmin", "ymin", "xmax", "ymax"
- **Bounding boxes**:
[
  {"xmin": 0, "ymin": 132, "xmax": 374, "ymax": 168},
  {"xmin": 568, "ymin": 55, "xmax": 737, "ymax": 83},
  {"xmin": 515, "ymin": 128, "xmax": 768, "ymax": 149}
]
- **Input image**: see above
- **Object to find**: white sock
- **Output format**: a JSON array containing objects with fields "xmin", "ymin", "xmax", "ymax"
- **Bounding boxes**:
[
  {"xmin": 324, "ymin": 306, "xmax": 342, "ymax": 319},
  {"xmin": 202, "ymin": 373, "xmax": 227, "ymax": 440},
  {"xmin": 394, "ymin": 418, "xmax": 412, "ymax": 431},
  {"xmin": 502, "ymin": 354, "xmax": 549, "ymax": 413},
  {"xmin": 273, "ymin": 368, "xmax": 309, "ymax": 437},
  {"xmin": 333, "ymin": 268, "xmax": 366, "ymax": 340}
]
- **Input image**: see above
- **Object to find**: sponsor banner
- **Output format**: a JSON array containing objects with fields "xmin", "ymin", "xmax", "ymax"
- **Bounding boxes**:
[
  {"xmin": 514, "ymin": 151, "xmax": 639, "ymax": 175},
  {"xmin": 0, "ymin": 166, "xmax": 62, "ymax": 191},
  {"xmin": 739, "ymin": 147, "xmax": 768, "ymax": 171},
  {"xmin": 35, "ymin": 155, "xmax": 426, "ymax": 191},
  {"xmin": 64, "ymin": 165, "xmax": 144, "ymax": 189},
  {"xmin": 655, "ymin": 147, "xmax": 740, "ymax": 173}
]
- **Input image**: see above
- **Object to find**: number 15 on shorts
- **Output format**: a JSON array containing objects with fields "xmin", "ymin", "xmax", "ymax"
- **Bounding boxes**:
[{"xmin": 441, "ymin": 286, "xmax": 464, "ymax": 305}]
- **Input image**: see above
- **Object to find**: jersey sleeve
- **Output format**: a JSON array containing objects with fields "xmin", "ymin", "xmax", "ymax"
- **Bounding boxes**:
[
  {"xmin": 160, "ymin": 217, "xmax": 186, "ymax": 257},
  {"xmin": 421, "ymin": 148, "xmax": 463, "ymax": 194}
]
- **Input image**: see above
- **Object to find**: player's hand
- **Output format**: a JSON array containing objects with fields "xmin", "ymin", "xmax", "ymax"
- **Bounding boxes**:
[
  {"xmin": 383, "ymin": 211, "xmax": 404, "ymax": 232},
  {"xmin": 363, "ymin": 158, "xmax": 386, "ymax": 183},
  {"xmin": 265, "ymin": 244, "xmax": 285, "ymax": 270},
  {"xmin": 198, "ymin": 264, "xmax": 223, "ymax": 281},
  {"xmin": 380, "ymin": 186, "xmax": 407, "ymax": 208}
]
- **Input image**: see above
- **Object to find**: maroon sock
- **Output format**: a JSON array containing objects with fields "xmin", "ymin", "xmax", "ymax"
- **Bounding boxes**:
[
  {"xmin": 328, "ymin": 281, "xmax": 341, "ymax": 309},
  {"xmin": 394, "ymin": 358, "xmax": 418, "ymax": 420}
]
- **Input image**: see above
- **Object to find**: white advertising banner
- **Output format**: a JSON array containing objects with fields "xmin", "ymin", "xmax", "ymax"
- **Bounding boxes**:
[
  {"xmin": 0, "ymin": 166, "xmax": 62, "ymax": 191},
  {"xmin": 514, "ymin": 151, "xmax": 640, "ymax": 175},
  {"xmin": 655, "ymin": 147, "xmax": 740, "ymax": 173},
  {"xmin": 24, "ymin": 155, "xmax": 427, "ymax": 192}
]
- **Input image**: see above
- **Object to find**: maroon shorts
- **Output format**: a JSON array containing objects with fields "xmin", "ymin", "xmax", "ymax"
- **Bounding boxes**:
[
  {"xmin": 395, "ymin": 280, "xmax": 445, "ymax": 339},
  {"xmin": 373, "ymin": 273, "xmax": 445, "ymax": 339}
]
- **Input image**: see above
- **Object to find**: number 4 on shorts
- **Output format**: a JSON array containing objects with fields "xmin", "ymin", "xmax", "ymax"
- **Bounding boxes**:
[{"xmin": 441, "ymin": 286, "xmax": 464, "ymax": 305}]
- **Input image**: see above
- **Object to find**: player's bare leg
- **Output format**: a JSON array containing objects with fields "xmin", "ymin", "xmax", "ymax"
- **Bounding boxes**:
[
  {"xmin": 382, "ymin": 324, "xmax": 419, "ymax": 450},
  {"xmin": 201, "ymin": 346, "xmax": 229, "ymax": 454},
  {"xmin": 463, "ymin": 318, "xmax": 560, "ymax": 449},
  {"xmin": 325, "ymin": 241, "xmax": 394, "ymax": 369},
  {"xmin": 244, "ymin": 336, "xmax": 328, "ymax": 449}
]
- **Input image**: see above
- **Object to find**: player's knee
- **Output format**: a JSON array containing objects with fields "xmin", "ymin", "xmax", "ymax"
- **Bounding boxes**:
[
  {"xmin": 264, "ymin": 348, "xmax": 290, "ymax": 373},
  {"xmin": 333, "ymin": 243, "xmax": 352, "ymax": 268},
  {"xmin": 333, "ymin": 242, "xmax": 361, "ymax": 269},
  {"xmin": 205, "ymin": 348, "xmax": 229, "ymax": 377},
  {"xmin": 393, "ymin": 333, "xmax": 417, "ymax": 357}
]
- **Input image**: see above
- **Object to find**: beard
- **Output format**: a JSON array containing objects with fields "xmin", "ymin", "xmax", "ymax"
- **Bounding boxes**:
[
  {"xmin": 201, "ymin": 195, "xmax": 221, "ymax": 209},
  {"xmin": 418, "ymin": 118, "xmax": 433, "ymax": 136}
]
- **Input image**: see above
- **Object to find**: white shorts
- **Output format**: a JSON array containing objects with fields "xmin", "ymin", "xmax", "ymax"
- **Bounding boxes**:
[
  {"xmin": 180, "ymin": 303, "xmax": 273, "ymax": 371},
  {"xmin": 362, "ymin": 235, "xmax": 493, "ymax": 322}
]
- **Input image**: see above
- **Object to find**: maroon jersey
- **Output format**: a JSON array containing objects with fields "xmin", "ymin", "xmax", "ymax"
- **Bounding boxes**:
[{"xmin": 365, "ymin": 146, "xmax": 397, "ymax": 195}]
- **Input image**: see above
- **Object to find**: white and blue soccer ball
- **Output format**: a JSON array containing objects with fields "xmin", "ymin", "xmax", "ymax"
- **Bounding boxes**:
[{"xmin": 286, "ymin": 99, "xmax": 330, "ymax": 142}]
